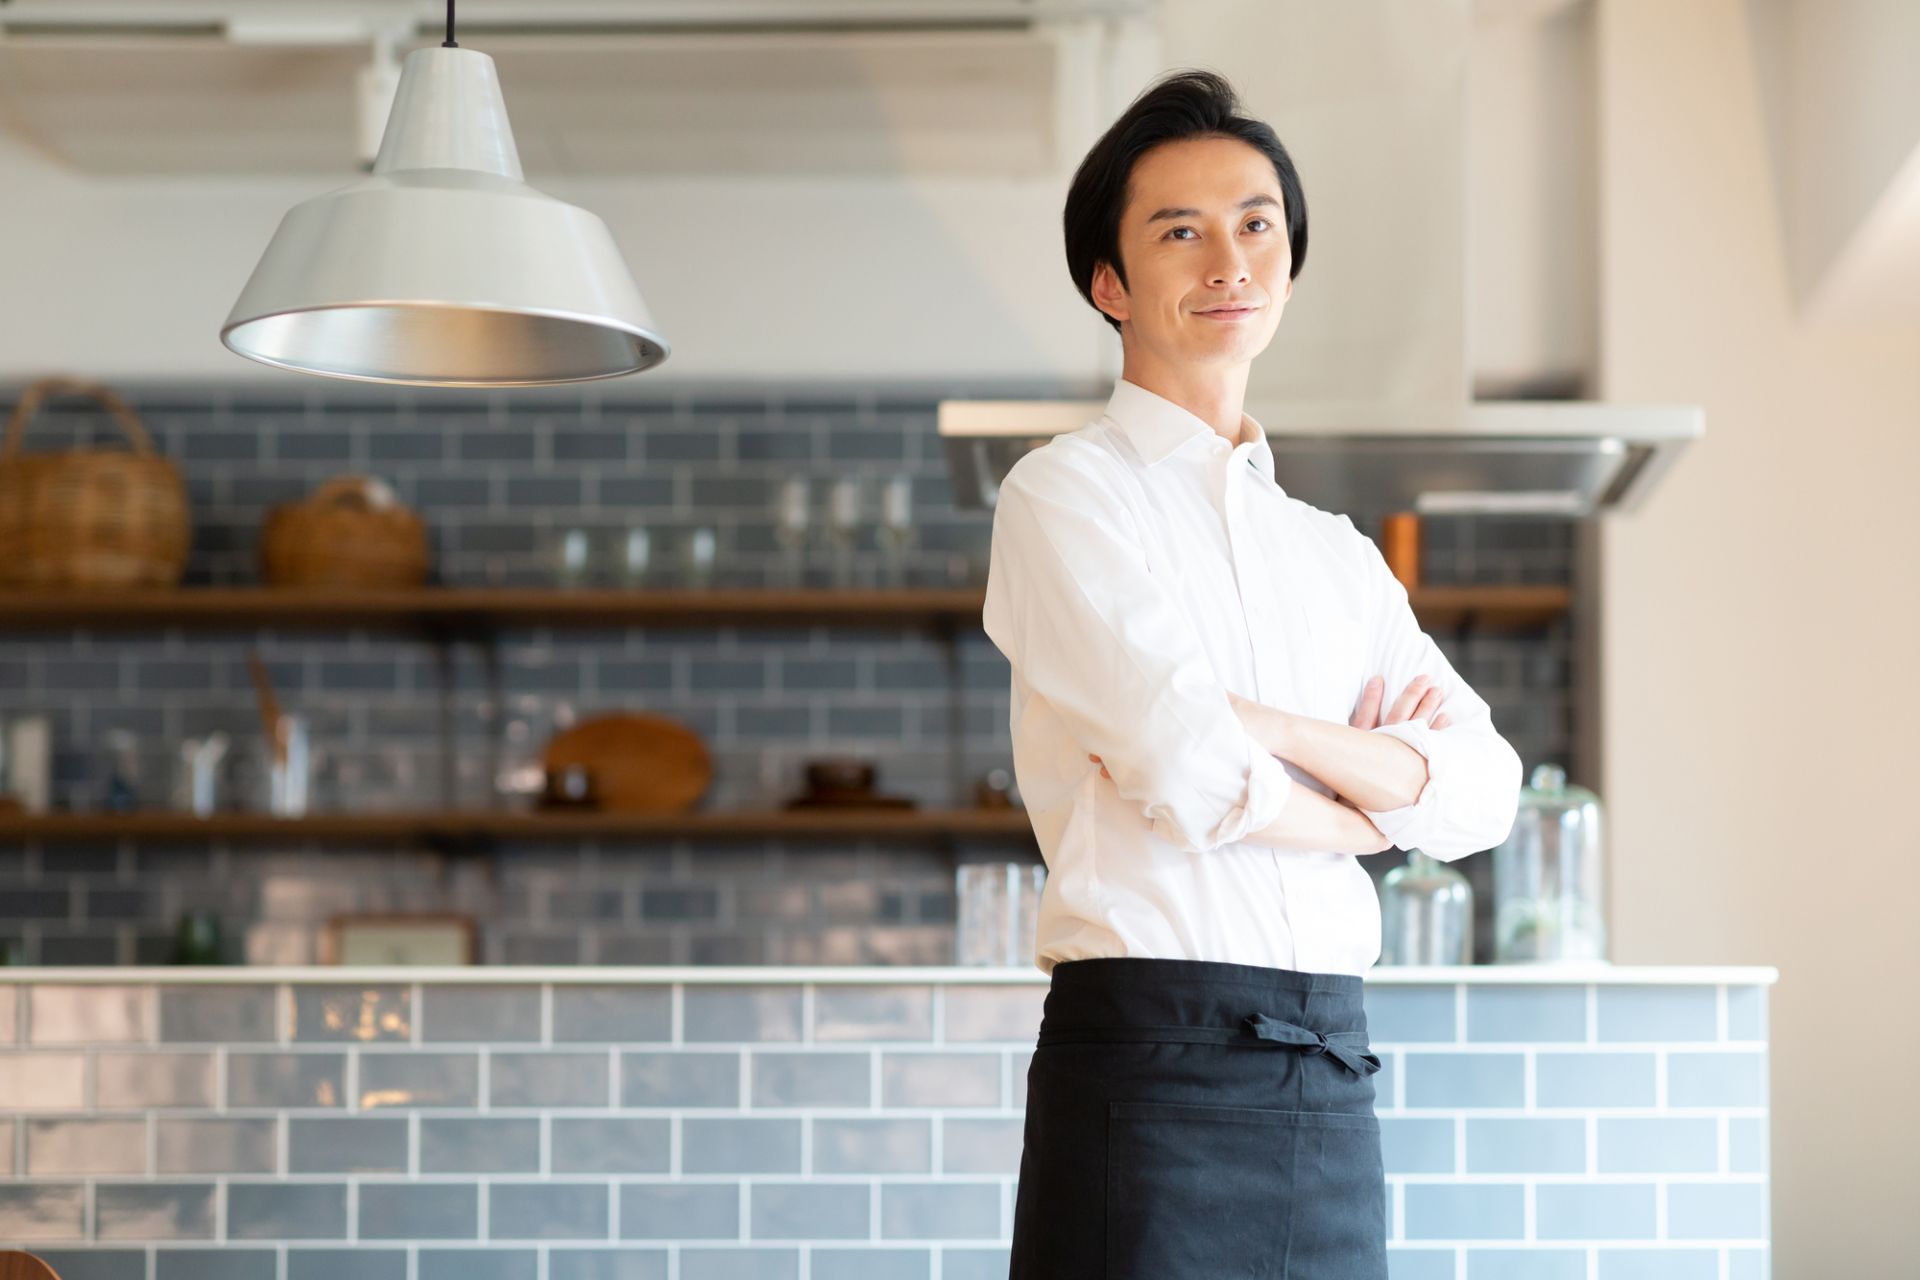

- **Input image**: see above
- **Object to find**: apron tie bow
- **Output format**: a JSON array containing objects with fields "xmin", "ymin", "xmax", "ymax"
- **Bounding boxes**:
[{"xmin": 1242, "ymin": 1011, "xmax": 1382, "ymax": 1077}]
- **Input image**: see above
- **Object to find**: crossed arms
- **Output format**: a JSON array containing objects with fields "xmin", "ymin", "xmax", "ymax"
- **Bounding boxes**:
[
  {"xmin": 1093, "ymin": 677, "xmax": 1458, "ymax": 857},
  {"xmin": 980, "ymin": 457, "xmax": 1524, "ymax": 863}
]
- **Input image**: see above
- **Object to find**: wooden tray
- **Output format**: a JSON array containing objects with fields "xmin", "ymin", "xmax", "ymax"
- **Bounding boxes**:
[{"xmin": 541, "ymin": 712, "xmax": 711, "ymax": 813}]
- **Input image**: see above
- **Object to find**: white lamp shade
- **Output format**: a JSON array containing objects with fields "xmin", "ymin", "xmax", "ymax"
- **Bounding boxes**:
[{"xmin": 221, "ymin": 46, "xmax": 669, "ymax": 386}]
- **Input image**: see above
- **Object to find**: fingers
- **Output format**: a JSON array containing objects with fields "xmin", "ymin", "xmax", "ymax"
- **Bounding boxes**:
[
  {"xmin": 1350, "ymin": 675, "xmax": 1384, "ymax": 729},
  {"xmin": 1384, "ymin": 673, "xmax": 1430, "ymax": 723}
]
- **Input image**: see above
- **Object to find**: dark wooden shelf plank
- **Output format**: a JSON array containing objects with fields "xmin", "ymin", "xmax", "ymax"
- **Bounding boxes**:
[
  {"xmin": 0, "ymin": 584, "xmax": 1568, "ymax": 632},
  {"xmin": 0, "ymin": 808, "xmax": 1038, "ymax": 844},
  {"xmin": 0, "ymin": 587, "xmax": 989, "ymax": 630}
]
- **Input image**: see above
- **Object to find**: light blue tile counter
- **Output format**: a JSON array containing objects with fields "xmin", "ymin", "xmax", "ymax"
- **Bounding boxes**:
[{"xmin": 0, "ymin": 963, "xmax": 1776, "ymax": 1280}]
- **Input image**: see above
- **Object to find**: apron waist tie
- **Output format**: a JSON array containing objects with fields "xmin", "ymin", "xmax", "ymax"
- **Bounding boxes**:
[{"xmin": 1243, "ymin": 1011, "xmax": 1383, "ymax": 1077}]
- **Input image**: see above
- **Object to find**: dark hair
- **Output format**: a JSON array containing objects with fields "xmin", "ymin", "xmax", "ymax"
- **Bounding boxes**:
[{"xmin": 1062, "ymin": 69, "xmax": 1307, "ymax": 335}]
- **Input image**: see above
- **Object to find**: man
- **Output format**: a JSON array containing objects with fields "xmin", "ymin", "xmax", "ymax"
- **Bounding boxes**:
[{"xmin": 984, "ymin": 70, "xmax": 1524, "ymax": 1277}]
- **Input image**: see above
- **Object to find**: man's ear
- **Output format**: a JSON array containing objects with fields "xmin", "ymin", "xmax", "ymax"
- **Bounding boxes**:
[{"xmin": 1090, "ymin": 261, "xmax": 1130, "ymax": 325}]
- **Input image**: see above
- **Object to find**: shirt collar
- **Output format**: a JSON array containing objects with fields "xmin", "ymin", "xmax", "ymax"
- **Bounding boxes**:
[{"xmin": 1101, "ymin": 378, "xmax": 1277, "ymax": 486}]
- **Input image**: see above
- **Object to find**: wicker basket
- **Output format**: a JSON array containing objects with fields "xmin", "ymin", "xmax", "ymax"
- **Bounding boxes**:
[
  {"xmin": 260, "ymin": 474, "xmax": 430, "ymax": 589},
  {"xmin": 0, "ymin": 377, "xmax": 192, "ymax": 589}
]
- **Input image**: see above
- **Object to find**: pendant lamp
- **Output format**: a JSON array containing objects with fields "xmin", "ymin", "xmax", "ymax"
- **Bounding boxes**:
[{"xmin": 220, "ymin": 1, "xmax": 669, "ymax": 386}]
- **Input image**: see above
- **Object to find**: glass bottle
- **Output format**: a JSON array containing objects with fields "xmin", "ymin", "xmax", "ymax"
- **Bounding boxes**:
[
  {"xmin": 1378, "ymin": 849, "xmax": 1474, "ymax": 965},
  {"xmin": 1493, "ymin": 763, "xmax": 1607, "ymax": 963},
  {"xmin": 171, "ymin": 910, "xmax": 225, "ymax": 965}
]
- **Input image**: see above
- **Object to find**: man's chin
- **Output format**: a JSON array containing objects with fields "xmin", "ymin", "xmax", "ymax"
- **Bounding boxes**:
[{"xmin": 1183, "ymin": 330, "xmax": 1276, "ymax": 364}]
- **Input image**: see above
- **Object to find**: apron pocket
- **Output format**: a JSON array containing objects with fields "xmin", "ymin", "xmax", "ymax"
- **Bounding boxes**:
[{"xmin": 1105, "ymin": 1100, "xmax": 1385, "ymax": 1280}]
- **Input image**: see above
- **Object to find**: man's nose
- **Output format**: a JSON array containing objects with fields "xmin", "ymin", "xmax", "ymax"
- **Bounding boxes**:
[{"xmin": 1208, "ymin": 250, "xmax": 1251, "ymax": 287}]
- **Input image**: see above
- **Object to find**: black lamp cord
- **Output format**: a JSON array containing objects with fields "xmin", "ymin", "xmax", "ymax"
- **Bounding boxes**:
[{"xmin": 442, "ymin": 0, "xmax": 457, "ymax": 48}]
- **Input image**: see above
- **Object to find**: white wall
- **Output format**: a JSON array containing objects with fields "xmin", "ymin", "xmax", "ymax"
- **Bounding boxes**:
[
  {"xmin": 1746, "ymin": 0, "xmax": 1920, "ymax": 317},
  {"xmin": 1596, "ymin": 0, "xmax": 1920, "ymax": 1271},
  {"xmin": 0, "ymin": 135, "xmax": 1109, "ymax": 385}
]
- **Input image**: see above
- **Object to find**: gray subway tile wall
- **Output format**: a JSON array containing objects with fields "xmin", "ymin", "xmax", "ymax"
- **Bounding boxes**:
[
  {"xmin": 0, "ymin": 974, "xmax": 1772, "ymax": 1280},
  {"xmin": 0, "ymin": 382, "xmax": 1576, "ymax": 966}
]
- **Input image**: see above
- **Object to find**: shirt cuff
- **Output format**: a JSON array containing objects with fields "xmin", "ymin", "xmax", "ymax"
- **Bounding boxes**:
[
  {"xmin": 1360, "ymin": 719, "xmax": 1443, "ymax": 850},
  {"xmin": 1238, "ymin": 746, "xmax": 1296, "ymax": 840},
  {"xmin": 1148, "ymin": 743, "xmax": 1295, "ymax": 851}
]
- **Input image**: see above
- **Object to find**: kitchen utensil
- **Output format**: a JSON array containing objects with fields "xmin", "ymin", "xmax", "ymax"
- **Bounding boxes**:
[
  {"xmin": 1492, "ymin": 763, "xmax": 1608, "ymax": 963},
  {"xmin": 0, "ymin": 376, "xmax": 190, "ymax": 588},
  {"xmin": 269, "ymin": 714, "xmax": 311, "ymax": 817},
  {"xmin": 1378, "ymin": 849, "xmax": 1474, "ymax": 965},
  {"xmin": 260, "ymin": 474, "xmax": 429, "ymax": 588},
  {"xmin": 242, "ymin": 650, "xmax": 310, "ymax": 816},
  {"xmin": 541, "ymin": 712, "xmax": 711, "ymax": 813},
  {"xmin": 245, "ymin": 650, "xmax": 284, "ymax": 765}
]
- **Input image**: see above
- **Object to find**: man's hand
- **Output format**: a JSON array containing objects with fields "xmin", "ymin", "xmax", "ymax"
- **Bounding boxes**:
[
  {"xmin": 1086, "ymin": 674, "xmax": 1450, "ymax": 781},
  {"xmin": 1351, "ymin": 674, "xmax": 1452, "ymax": 732}
]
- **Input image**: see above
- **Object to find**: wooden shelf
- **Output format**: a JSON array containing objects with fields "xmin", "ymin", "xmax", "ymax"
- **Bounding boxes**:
[
  {"xmin": 0, "ymin": 808, "xmax": 1038, "ymax": 844},
  {"xmin": 0, "ymin": 586, "xmax": 989, "ymax": 630},
  {"xmin": 1403, "ymin": 584, "xmax": 1571, "ymax": 631},
  {"xmin": 0, "ymin": 584, "xmax": 1568, "ymax": 632}
]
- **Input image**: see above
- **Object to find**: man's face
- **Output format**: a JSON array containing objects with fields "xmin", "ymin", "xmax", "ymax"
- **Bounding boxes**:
[{"xmin": 1091, "ymin": 134, "xmax": 1293, "ymax": 368}]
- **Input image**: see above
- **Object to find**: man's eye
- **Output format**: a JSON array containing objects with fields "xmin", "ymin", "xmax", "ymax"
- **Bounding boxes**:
[
  {"xmin": 1168, "ymin": 227, "xmax": 1195, "ymax": 240},
  {"xmin": 1247, "ymin": 217, "xmax": 1271, "ymax": 232}
]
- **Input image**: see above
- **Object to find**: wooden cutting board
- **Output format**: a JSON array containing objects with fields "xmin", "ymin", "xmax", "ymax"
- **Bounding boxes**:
[{"xmin": 541, "ymin": 712, "xmax": 711, "ymax": 813}]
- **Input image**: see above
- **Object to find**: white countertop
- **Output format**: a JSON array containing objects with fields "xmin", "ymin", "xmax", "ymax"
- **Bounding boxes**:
[{"xmin": 0, "ymin": 963, "xmax": 1779, "ymax": 985}]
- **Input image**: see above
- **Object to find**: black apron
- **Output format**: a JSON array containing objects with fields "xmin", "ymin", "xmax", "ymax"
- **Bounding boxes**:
[{"xmin": 1009, "ymin": 956, "xmax": 1388, "ymax": 1279}]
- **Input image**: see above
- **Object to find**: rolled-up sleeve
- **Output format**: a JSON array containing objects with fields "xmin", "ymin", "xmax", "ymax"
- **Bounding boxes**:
[
  {"xmin": 981, "ymin": 456, "xmax": 1293, "ymax": 854},
  {"xmin": 1343, "ymin": 516, "xmax": 1524, "ymax": 861}
]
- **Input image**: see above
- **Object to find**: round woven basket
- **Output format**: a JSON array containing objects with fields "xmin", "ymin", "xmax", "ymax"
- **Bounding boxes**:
[
  {"xmin": 260, "ymin": 474, "xmax": 430, "ymax": 589},
  {"xmin": 0, "ymin": 377, "xmax": 191, "ymax": 589}
]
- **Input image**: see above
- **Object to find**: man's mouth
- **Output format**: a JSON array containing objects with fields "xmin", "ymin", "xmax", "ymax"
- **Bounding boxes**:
[{"xmin": 1196, "ymin": 305, "xmax": 1259, "ymax": 321}]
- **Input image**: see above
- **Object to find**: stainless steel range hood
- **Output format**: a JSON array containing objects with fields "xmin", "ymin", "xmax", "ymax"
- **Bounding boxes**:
[{"xmin": 938, "ymin": 398, "xmax": 1702, "ymax": 518}]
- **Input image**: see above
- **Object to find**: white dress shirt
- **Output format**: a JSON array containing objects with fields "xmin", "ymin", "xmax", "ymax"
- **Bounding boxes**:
[{"xmin": 981, "ymin": 378, "xmax": 1524, "ymax": 976}]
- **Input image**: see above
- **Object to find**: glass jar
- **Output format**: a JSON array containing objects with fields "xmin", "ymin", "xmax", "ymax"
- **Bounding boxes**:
[
  {"xmin": 1492, "ymin": 763, "xmax": 1607, "ymax": 963},
  {"xmin": 954, "ymin": 861, "xmax": 1046, "ymax": 966},
  {"xmin": 1378, "ymin": 849, "xmax": 1473, "ymax": 965}
]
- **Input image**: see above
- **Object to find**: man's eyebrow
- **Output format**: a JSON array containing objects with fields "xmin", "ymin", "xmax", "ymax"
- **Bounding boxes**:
[{"xmin": 1144, "ymin": 194, "xmax": 1282, "ymax": 225}]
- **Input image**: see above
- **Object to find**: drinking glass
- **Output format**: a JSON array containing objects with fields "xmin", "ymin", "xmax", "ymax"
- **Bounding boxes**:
[
  {"xmin": 774, "ymin": 476, "xmax": 810, "ymax": 588},
  {"xmin": 878, "ymin": 472, "xmax": 916, "ymax": 588},
  {"xmin": 682, "ymin": 526, "xmax": 718, "ymax": 590},
  {"xmin": 827, "ymin": 476, "xmax": 861, "ymax": 588},
  {"xmin": 955, "ymin": 861, "xmax": 1046, "ymax": 966},
  {"xmin": 618, "ymin": 527, "xmax": 652, "ymax": 588}
]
